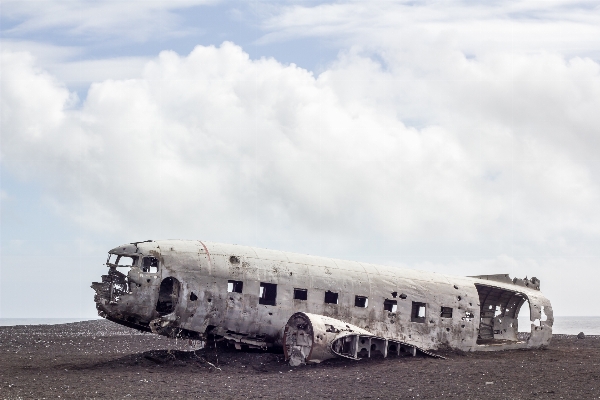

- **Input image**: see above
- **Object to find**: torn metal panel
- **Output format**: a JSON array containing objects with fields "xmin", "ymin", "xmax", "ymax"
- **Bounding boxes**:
[{"xmin": 92, "ymin": 240, "xmax": 554, "ymax": 366}]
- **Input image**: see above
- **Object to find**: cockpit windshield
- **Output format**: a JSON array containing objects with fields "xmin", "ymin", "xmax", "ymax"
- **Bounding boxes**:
[
  {"xmin": 107, "ymin": 254, "xmax": 138, "ymax": 268},
  {"xmin": 106, "ymin": 254, "xmax": 158, "ymax": 273},
  {"xmin": 117, "ymin": 255, "xmax": 137, "ymax": 267}
]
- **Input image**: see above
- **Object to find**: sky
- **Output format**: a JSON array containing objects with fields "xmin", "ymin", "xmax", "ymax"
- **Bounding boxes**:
[{"xmin": 1, "ymin": 0, "xmax": 600, "ymax": 318}]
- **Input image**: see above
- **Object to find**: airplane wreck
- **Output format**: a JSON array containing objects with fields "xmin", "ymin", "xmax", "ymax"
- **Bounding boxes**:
[{"xmin": 92, "ymin": 240, "xmax": 553, "ymax": 366}]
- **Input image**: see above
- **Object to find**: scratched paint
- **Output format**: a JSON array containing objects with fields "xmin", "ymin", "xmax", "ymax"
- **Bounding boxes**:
[{"xmin": 92, "ymin": 240, "xmax": 553, "ymax": 365}]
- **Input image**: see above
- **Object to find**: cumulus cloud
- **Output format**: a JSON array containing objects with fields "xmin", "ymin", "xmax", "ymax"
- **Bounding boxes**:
[
  {"xmin": 2, "ymin": 41, "xmax": 600, "ymax": 259},
  {"xmin": 4, "ymin": 2, "xmax": 600, "ymax": 315}
]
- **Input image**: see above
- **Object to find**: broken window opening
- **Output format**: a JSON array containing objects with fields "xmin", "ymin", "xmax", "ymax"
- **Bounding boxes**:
[
  {"xmin": 142, "ymin": 256, "xmax": 159, "ymax": 273},
  {"xmin": 462, "ymin": 311, "xmax": 475, "ymax": 321},
  {"xmin": 440, "ymin": 307, "xmax": 453, "ymax": 318},
  {"xmin": 411, "ymin": 302, "xmax": 426, "ymax": 323},
  {"xmin": 540, "ymin": 305, "xmax": 548, "ymax": 321},
  {"xmin": 384, "ymin": 299, "xmax": 398, "ymax": 313},
  {"xmin": 114, "ymin": 255, "xmax": 138, "ymax": 268},
  {"xmin": 294, "ymin": 288, "xmax": 308, "ymax": 301},
  {"xmin": 229, "ymin": 255, "xmax": 240, "ymax": 264},
  {"xmin": 355, "ymin": 296, "xmax": 368, "ymax": 308},
  {"xmin": 528, "ymin": 305, "xmax": 549, "ymax": 331},
  {"xmin": 494, "ymin": 305, "xmax": 503, "ymax": 317},
  {"xmin": 228, "ymin": 280, "xmax": 243, "ymax": 293},
  {"xmin": 259, "ymin": 282, "xmax": 277, "ymax": 306},
  {"xmin": 518, "ymin": 299, "xmax": 531, "ymax": 332},
  {"xmin": 324, "ymin": 291, "xmax": 338, "ymax": 304},
  {"xmin": 190, "ymin": 292, "xmax": 198, "ymax": 301},
  {"xmin": 156, "ymin": 277, "xmax": 181, "ymax": 315},
  {"xmin": 117, "ymin": 255, "xmax": 135, "ymax": 266}
]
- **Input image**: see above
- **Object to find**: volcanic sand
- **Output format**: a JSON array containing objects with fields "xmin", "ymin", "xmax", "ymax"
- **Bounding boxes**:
[{"xmin": 1, "ymin": 320, "xmax": 599, "ymax": 399}]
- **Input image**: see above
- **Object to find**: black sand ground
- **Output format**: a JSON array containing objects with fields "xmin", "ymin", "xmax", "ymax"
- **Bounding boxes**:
[{"xmin": 1, "ymin": 320, "xmax": 599, "ymax": 399}]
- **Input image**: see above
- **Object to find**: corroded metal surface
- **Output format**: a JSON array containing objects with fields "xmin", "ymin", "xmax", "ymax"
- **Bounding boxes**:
[{"xmin": 92, "ymin": 240, "xmax": 553, "ymax": 365}]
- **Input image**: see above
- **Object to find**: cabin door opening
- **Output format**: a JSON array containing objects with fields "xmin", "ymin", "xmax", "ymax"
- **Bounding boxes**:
[
  {"xmin": 156, "ymin": 277, "xmax": 181, "ymax": 315},
  {"xmin": 474, "ymin": 284, "xmax": 527, "ymax": 345}
]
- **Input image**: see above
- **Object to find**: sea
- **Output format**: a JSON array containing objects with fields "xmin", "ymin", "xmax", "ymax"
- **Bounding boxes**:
[
  {"xmin": 0, "ymin": 318, "xmax": 100, "ymax": 326},
  {"xmin": 518, "ymin": 316, "xmax": 600, "ymax": 335},
  {"xmin": 1, "ymin": 316, "xmax": 599, "ymax": 335}
]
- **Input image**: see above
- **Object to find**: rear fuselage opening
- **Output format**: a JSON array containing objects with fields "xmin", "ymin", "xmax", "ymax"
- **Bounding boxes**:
[{"xmin": 475, "ymin": 284, "xmax": 528, "ymax": 345}]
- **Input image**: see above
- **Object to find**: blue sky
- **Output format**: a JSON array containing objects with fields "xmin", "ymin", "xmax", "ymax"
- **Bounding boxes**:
[{"xmin": 2, "ymin": 0, "xmax": 600, "ymax": 318}]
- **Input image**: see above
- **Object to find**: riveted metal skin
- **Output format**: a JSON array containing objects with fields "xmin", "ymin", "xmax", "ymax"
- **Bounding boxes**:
[{"xmin": 92, "ymin": 240, "xmax": 553, "ymax": 364}]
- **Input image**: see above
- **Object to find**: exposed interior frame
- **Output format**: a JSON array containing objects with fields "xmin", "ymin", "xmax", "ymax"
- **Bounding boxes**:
[{"xmin": 475, "ymin": 283, "xmax": 527, "ymax": 344}]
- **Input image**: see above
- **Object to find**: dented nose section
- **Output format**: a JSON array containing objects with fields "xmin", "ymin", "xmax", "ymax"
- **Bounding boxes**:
[
  {"xmin": 91, "ymin": 267, "xmax": 128, "ymax": 312},
  {"xmin": 91, "ymin": 242, "xmax": 161, "ymax": 332},
  {"xmin": 91, "ymin": 265, "xmax": 141, "ymax": 326}
]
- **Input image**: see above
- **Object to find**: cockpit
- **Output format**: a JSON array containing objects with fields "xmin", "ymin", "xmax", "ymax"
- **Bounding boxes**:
[{"xmin": 106, "ymin": 254, "xmax": 159, "ymax": 273}]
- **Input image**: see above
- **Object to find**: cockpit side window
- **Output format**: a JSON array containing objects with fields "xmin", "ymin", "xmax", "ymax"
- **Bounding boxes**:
[
  {"xmin": 142, "ymin": 256, "xmax": 159, "ymax": 273},
  {"xmin": 106, "ymin": 254, "xmax": 138, "ymax": 275},
  {"xmin": 107, "ymin": 254, "xmax": 138, "ymax": 269},
  {"xmin": 116, "ymin": 255, "xmax": 137, "ymax": 267}
]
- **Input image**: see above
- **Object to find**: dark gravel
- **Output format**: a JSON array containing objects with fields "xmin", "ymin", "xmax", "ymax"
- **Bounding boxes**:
[{"xmin": 1, "ymin": 320, "xmax": 599, "ymax": 399}]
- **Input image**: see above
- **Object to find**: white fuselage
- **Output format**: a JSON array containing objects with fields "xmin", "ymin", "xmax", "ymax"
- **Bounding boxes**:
[{"xmin": 92, "ymin": 240, "xmax": 553, "ymax": 353}]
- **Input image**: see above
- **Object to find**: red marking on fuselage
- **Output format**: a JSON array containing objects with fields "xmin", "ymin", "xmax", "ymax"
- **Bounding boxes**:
[{"xmin": 198, "ymin": 240, "xmax": 212, "ymax": 269}]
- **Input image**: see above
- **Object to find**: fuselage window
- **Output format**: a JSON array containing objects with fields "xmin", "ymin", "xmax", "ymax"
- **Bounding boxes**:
[
  {"xmin": 411, "ymin": 301, "xmax": 426, "ymax": 323},
  {"xmin": 142, "ymin": 256, "xmax": 159, "ymax": 273},
  {"xmin": 228, "ymin": 280, "xmax": 243, "ymax": 293},
  {"xmin": 384, "ymin": 299, "xmax": 397, "ymax": 312},
  {"xmin": 294, "ymin": 288, "xmax": 308, "ymax": 300},
  {"xmin": 259, "ymin": 282, "xmax": 277, "ymax": 306},
  {"xmin": 355, "ymin": 295, "xmax": 368, "ymax": 308},
  {"xmin": 324, "ymin": 291, "xmax": 338, "ymax": 304},
  {"xmin": 440, "ymin": 307, "xmax": 453, "ymax": 318}
]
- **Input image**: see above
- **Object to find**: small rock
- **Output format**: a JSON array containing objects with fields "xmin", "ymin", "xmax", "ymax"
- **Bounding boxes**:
[
  {"xmin": 577, "ymin": 332, "xmax": 585, "ymax": 339},
  {"xmin": 485, "ymin": 382, "xmax": 494, "ymax": 385}
]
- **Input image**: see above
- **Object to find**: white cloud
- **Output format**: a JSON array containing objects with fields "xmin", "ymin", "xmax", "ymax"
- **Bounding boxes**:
[
  {"xmin": 2, "ymin": 42, "xmax": 600, "ymax": 252},
  {"xmin": 259, "ymin": 1, "xmax": 600, "ymax": 59},
  {"xmin": 0, "ymin": 40, "xmax": 81, "ymax": 63},
  {"xmin": 50, "ymin": 56, "xmax": 151, "ymax": 87},
  {"xmin": 3, "ymin": 1, "xmax": 600, "ymax": 315},
  {"xmin": 0, "ymin": 40, "xmax": 151, "ymax": 94},
  {"xmin": 1, "ymin": 0, "xmax": 217, "ymax": 41}
]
